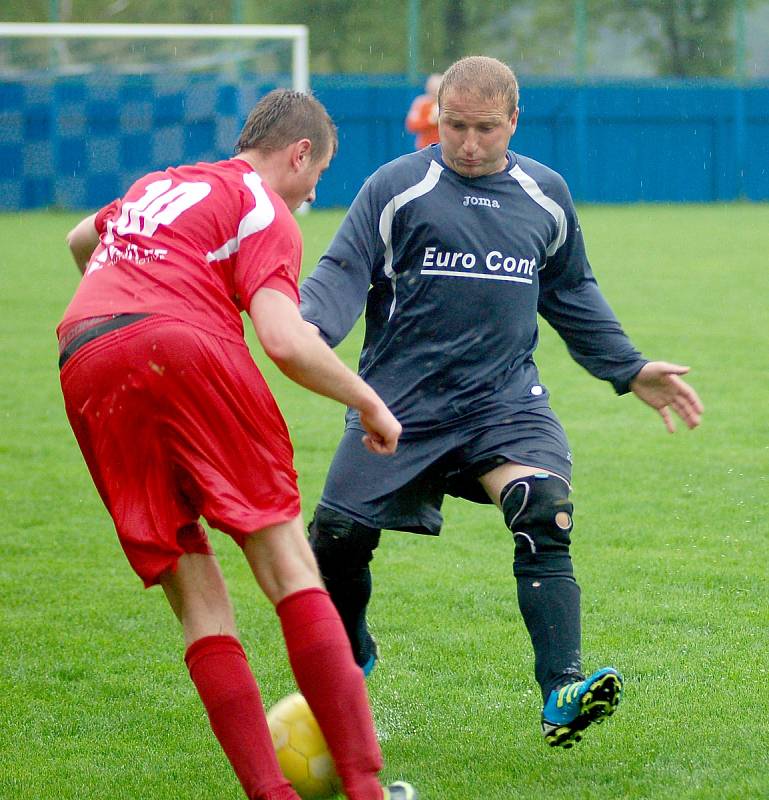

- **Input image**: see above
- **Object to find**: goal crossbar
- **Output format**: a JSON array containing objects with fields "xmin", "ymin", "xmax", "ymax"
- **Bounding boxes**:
[{"xmin": 0, "ymin": 22, "xmax": 309, "ymax": 90}]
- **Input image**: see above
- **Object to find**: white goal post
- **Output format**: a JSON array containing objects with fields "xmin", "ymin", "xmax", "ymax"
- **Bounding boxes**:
[
  {"xmin": 0, "ymin": 22, "xmax": 309, "ymax": 90},
  {"xmin": 0, "ymin": 22, "xmax": 314, "ymax": 213}
]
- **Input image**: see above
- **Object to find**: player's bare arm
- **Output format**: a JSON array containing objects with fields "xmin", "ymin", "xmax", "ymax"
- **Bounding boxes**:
[
  {"xmin": 630, "ymin": 361, "xmax": 704, "ymax": 432},
  {"xmin": 65, "ymin": 213, "xmax": 100, "ymax": 274},
  {"xmin": 250, "ymin": 287, "xmax": 401, "ymax": 454}
]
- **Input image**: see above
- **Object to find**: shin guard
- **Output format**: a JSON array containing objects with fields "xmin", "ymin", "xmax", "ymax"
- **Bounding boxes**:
[{"xmin": 501, "ymin": 474, "xmax": 583, "ymax": 698}]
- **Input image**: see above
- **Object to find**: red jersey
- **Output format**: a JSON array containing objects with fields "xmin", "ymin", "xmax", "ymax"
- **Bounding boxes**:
[{"xmin": 58, "ymin": 158, "xmax": 302, "ymax": 343}]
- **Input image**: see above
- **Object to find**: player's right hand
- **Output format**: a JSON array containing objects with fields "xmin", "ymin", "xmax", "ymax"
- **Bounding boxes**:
[{"xmin": 359, "ymin": 403, "xmax": 401, "ymax": 455}]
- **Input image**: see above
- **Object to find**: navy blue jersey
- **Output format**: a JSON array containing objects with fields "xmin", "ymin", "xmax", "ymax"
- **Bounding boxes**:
[{"xmin": 300, "ymin": 144, "xmax": 646, "ymax": 434}]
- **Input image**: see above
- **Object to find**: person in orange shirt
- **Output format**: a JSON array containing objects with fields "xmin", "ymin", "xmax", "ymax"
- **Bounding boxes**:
[{"xmin": 405, "ymin": 73, "xmax": 442, "ymax": 149}]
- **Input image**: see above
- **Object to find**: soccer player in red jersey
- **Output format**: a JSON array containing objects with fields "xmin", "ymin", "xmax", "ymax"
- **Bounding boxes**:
[{"xmin": 58, "ymin": 89, "xmax": 416, "ymax": 800}]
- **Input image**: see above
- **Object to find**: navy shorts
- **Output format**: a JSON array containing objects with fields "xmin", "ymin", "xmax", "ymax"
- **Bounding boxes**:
[{"xmin": 320, "ymin": 406, "xmax": 571, "ymax": 535}]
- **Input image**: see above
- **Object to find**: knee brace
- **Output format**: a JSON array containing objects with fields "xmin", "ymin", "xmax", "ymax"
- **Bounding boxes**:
[
  {"xmin": 308, "ymin": 506, "xmax": 381, "ymax": 580},
  {"xmin": 501, "ymin": 474, "xmax": 574, "ymax": 579}
]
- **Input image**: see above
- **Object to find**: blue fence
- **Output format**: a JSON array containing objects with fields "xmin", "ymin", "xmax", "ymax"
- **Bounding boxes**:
[{"xmin": 1, "ymin": 73, "xmax": 767, "ymax": 211}]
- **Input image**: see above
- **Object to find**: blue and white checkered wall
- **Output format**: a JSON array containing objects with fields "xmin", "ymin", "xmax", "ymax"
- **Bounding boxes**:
[
  {"xmin": 2, "ymin": 75, "xmax": 767, "ymax": 208},
  {"xmin": 0, "ymin": 73, "xmax": 278, "ymax": 211}
]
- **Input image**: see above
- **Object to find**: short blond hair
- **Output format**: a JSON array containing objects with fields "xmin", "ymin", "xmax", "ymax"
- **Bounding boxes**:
[{"xmin": 438, "ymin": 56, "xmax": 519, "ymax": 116}]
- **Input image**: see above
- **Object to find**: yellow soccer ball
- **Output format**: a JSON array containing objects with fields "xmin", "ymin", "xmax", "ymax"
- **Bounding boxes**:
[{"xmin": 266, "ymin": 692, "xmax": 341, "ymax": 800}]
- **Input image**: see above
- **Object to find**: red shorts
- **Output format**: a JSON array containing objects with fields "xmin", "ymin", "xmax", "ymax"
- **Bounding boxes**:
[{"xmin": 59, "ymin": 315, "xmax": 301, "ymax": 586}]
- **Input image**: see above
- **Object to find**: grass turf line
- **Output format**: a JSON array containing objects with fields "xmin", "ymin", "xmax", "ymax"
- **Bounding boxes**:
[{"xmin": 0, "ymin": 205, "xmax": 767, "ymax": 799}]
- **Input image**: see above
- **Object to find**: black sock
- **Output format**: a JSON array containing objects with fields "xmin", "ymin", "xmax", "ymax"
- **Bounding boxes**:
[
  {"xmin": 308, "ymin": 507, "xmax": 381, "ymax": 668},
  {"xmin": 516, "ymin": 575, "xmax": 583, "ymax": 701},
  {"xmin": 323, "ymin": 566, "xmax": 376, "ymax": 667}
]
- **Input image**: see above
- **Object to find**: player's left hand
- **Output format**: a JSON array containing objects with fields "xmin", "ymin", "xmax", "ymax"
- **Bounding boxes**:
[
  {"xmin": 359, "ymin": 401, "xmax": 402, "ymax": 455},
  {"xmin": 630, "ymin": 361, "xmax": 704, "ymax": 432}
]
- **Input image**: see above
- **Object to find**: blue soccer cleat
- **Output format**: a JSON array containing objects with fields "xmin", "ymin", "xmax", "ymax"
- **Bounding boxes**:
[
  {"xmin": 382, "ymin": 781, "xmax": 418, "ymax": 800},
  {"xmin": 359, "ymin": 634, "xmax": 378, "ymax": 678},
  {"xmin": 541, "ymin": 666, "xmax": 623, "ymax": 748},
  {"xmin": 361, "ymin": 650, "xmax": 377, "ymax": 677}
]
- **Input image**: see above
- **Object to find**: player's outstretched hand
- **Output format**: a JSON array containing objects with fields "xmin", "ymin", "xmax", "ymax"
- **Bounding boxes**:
[
  {"xmin": 359, "ymin": 401, "xmax": 402, "ymax": 455},
  {"xmin": 630, "ymin": 361, "xmax": 704, "ymax": 433}
]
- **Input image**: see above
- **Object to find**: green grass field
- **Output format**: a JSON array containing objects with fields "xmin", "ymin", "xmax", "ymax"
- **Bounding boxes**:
[{"xmin": 1, "ymin": 204, "xmax": 768, "ymax": 799}]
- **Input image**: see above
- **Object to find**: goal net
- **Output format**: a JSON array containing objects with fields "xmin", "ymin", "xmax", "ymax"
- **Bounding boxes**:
[
  {"xmin": 0, "ymin": 23, "xmax": 309, "ymax": 210},
  {"xmin": 0, "ymin": 22, "xmax": 308, "ymax": 86}
]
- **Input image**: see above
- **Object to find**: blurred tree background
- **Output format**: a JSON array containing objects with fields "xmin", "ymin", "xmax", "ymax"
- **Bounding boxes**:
[{"xmin": 2, "ymin": 0, "xmax": 768, "ymax": 78}]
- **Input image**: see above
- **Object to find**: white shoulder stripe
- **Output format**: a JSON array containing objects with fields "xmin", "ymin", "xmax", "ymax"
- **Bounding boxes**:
[
  {"xmin": 379, "ymin": 159, "xmax": 444, "ymax": 318},
  {"xmin": 509, "ymin": 164, "xmax": 567, "ymax": 260},
  {"xmin": 206, "ymin": 172, "xmax": 276, "ymax": 263}
]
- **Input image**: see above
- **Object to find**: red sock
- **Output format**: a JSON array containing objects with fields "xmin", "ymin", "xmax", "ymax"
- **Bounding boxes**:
[
  {"xmin": 185, "ymin": 635, "xmax": 298, "ymax": 800},
  {"xmin": 276, "ymin": 588, "xmax": 383, "ymax": 800}
]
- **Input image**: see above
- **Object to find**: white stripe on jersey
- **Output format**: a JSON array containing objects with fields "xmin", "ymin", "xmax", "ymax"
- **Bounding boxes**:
[
  {"xmin": 509, "ymin": 164, "xmax": 567, "ymax": 261},
  {"xmin": 379, "ymin": 159, "xmax": 444, "ymax": 318},
  {"xmin": 421, "ymin": 270, "xmax": 532, "ymax": 284},
  {"xmin": 206, "ymin": 172, "xmax": 276, "ymax": 263}
]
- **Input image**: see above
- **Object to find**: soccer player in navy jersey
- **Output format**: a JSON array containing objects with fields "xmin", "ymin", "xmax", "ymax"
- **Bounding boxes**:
[
  {"xmin": 59, "ymin": 89, "xmax": 416, "ymax": 800},
  {"xmin": 300, "ymin": 57, "xmax": 703, "ymax": 749}
]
